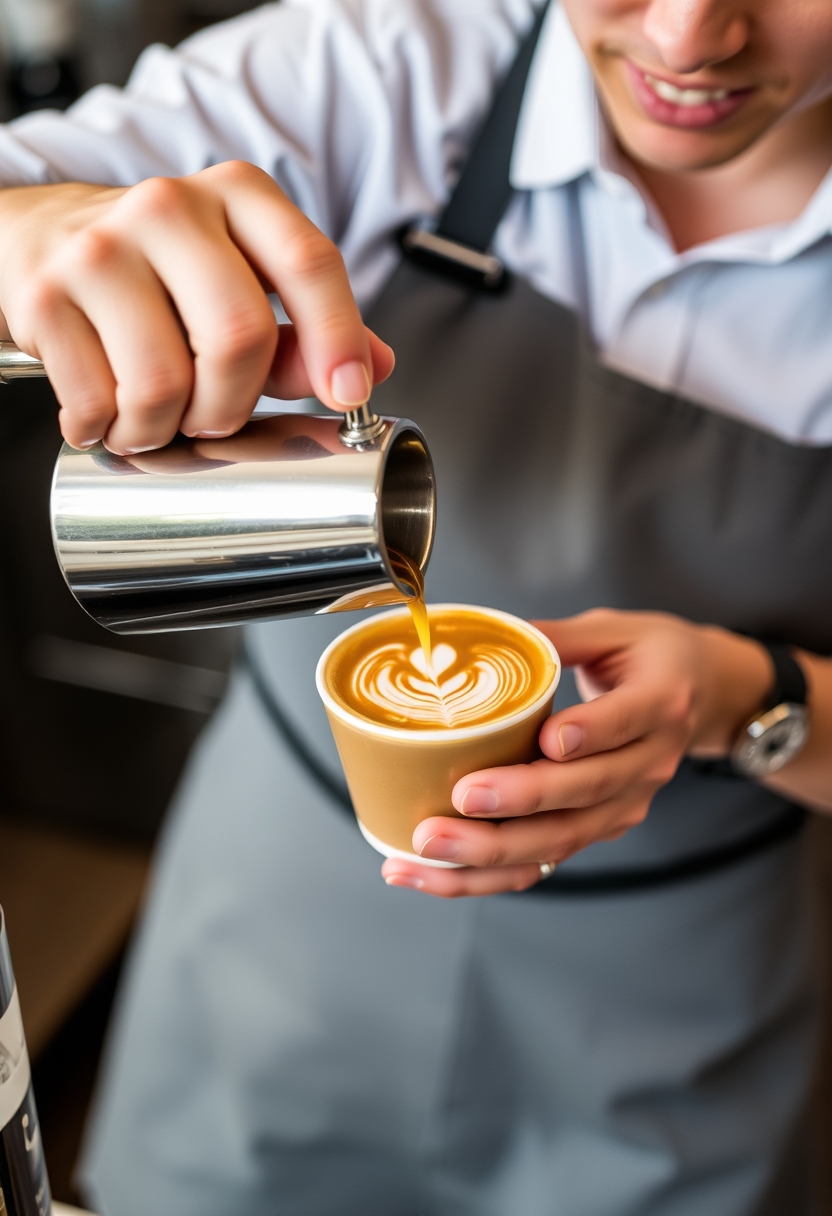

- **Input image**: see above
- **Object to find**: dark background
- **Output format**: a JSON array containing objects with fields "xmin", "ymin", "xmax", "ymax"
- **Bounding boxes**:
[{"xmin": 0, "ymin": 1, "xmax": 250, "ymax": 1205}]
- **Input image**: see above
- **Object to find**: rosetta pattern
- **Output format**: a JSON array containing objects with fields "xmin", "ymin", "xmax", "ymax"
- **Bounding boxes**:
[{"xmin": 350, "ymin": 641, "xmax": 534, "ymax": 727}]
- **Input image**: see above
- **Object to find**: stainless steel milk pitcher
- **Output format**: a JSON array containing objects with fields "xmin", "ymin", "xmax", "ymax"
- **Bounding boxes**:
[{"xmin": 0, "ymin": 342, "xmax": 436, "ymax": 635}]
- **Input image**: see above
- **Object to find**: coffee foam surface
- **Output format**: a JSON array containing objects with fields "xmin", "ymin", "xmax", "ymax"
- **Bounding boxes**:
[{"xmin": 326, "ymin": 607, "xmax": 555, "ymax": 730}]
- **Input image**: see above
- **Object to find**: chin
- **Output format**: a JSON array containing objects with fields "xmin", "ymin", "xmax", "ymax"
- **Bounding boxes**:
[
  {"xmin": 616, "ymin": 124, "xmax": 755, "ymax": 172},
  {"xmin": 604, "ymin": 98, "xmax": 778, "ymax": 173}
]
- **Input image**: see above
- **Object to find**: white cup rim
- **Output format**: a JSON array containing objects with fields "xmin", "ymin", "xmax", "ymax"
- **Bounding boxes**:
[{"xmin": 315, "ymin": 603, "xmax": 561, "ymax": 741}]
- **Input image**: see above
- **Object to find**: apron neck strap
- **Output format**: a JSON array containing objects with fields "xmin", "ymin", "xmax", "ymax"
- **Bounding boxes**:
[
  {"xmin": 435, "ymin": 0, "xmax": 551, "ymax": 252},
  {"xmin": 400, "ymin": 1, "xmax": 551, "ymax": 290}
]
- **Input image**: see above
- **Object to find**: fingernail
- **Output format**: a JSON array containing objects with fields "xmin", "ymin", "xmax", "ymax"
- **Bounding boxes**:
[
  {"xmin": 78, "ymin": 437, "xmax": 103, "ymax": 449},
  {"xmin": 194, "ymin": 429, "xmax": 231, "ymax": 438},
  {"xmin": 418, "ymin": 835, "xmax": 460, "ymax": 861},
  {"xmin": 559, "ymin": 723, "xmax": 583, "ymax": 757},
  {"xmin": 331, "ymin": 360, "xmax": 370, "ymax": 406},
  {"xmin": 384, "ymin": 874, "xmax": 424, "ymax": 890},
  {"xmin": 122, "ymin": 444, "xmax": 157, "ymax": 454},
  {"xmin": 459, "ymin": 786, "xmax": 500, "ymax": 816}
]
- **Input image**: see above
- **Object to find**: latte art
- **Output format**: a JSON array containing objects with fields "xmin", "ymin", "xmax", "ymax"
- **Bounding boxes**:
[
  {"xmin": 318, "ymin": 605, "xmax": 561, "ymax": 860},
  {"xmin": 353, "ymin": 640, "xmax": 535, "ymax": 727},
  {"xmin": 327, "ymin": 607, "xmax": 556, "ymax": 731}
]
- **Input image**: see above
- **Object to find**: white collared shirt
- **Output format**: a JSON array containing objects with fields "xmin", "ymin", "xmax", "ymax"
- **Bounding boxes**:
[{"xmin": 0, "ymin": 0, "xmax": 830, "ymax": 443}]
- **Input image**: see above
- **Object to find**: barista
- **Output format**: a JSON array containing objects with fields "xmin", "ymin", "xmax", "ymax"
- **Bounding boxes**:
[{"xmin": 0, "ymin": 0, "xmax": 830, "ymax": 1212}]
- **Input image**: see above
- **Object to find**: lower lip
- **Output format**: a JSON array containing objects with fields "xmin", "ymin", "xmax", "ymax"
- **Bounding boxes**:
[{"xmin": 626, "ymin": 63, "xmax": 754, "ymax": 129}]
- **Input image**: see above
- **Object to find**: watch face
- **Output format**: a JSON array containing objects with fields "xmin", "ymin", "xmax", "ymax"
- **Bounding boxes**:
[{"xmin": 733, "ymin": 703, "xmax": 810, "ymax": 779}]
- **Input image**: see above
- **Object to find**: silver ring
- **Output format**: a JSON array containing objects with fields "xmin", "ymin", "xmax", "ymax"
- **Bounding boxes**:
[{"xmin": 539, "ymin": 862, "xmax": 556, "ymax": 878}]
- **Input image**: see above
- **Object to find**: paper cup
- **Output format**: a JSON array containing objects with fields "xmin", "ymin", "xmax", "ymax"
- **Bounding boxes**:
[{"xmin": 316, "ymin": 604, "xmax": 560, "ymax": 866}]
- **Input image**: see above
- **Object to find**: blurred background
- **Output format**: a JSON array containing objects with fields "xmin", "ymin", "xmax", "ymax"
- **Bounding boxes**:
[
  {"xmin": 0, "ymin": 0, "xmax": 253, "ymax": 118},
  {"xmin": 0, "ymin": 0, "xmax": 830, "ymax": 1210},
  {"xmin": 0, "ymin": 0, "xmax": 253, "ymax": 1205}
]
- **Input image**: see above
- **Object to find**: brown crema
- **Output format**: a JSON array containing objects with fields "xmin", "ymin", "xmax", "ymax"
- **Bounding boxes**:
[{"xmin": 326, "ymin": 606, "xmax": 555, "ymax": 730}]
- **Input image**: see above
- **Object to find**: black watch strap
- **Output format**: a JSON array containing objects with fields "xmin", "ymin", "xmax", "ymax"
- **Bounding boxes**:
[{"xmin": 762, "ymin": 642, "xmax": 807, "ymax": 708}]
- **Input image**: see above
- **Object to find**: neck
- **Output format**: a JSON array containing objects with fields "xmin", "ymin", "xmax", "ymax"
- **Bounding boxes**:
[{"xmin": 627, "ymin": 98, "xmax": 832, "ymax": 252}]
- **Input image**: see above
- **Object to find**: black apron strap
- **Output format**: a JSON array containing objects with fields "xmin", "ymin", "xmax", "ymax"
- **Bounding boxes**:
[
  {"xmin": 529, "ymin": 804, "xmax": 806, "ymax": 897},
  {"xmin": 401, "ymin": 0, "xmax": 551, "ymax": 290},
  {"xmin": 239, "ymin": 640, "xmax": 353, "ymax": 814}
]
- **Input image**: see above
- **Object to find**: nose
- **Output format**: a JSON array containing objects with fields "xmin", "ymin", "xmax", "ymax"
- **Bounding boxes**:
[{"xmin": 643, "ymin": 0, "xmax": 750, "ymax": 75}]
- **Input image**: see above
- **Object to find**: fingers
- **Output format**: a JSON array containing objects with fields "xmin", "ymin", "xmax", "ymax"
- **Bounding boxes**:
[
  {"xmin": 30, "ymin": 299, "xmax": 117, "ymax": 450},
  {"xmin": 381, "ymin": 857, "xmax": 543, "ymax": 899},
  {"xmin": 452, "ymin": 734, "xmax": 677, "ymax": 819},
  {"xmin": 55, "ymin": 228, "xmax": 194, "ymax": 453},
  {"xmin": 3, "ymin": 166, "xmax": 386, "ymax": 453},
  {"xmin": 263, "ymin": 324, "xmax": 395, "ymax": 401},
  {"xmin": 530, "ymin": 608, "xmax": 636, "ymax": 669},
  {"xmin": 214, "ymin": 162, "xmax": 374, "ymax": 412},
  {"xmin": 538, "ymin": 678, "xmax": 692, "ymax": 765},
  {"xmin": 410, "ymin": 797, "xmax": 650, "ymax": 871},
  {"xmin": 367, "ymin": 329, "xmax": 397, "ymax": 385},
  {"xmin": 105, "ymin": 174, "xmax": 278, "ymax": 441}
]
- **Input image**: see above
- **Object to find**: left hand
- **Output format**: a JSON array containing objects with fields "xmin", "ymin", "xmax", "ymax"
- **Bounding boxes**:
[{"xmin": 382, "ymin": 608, "xmax": 773, "ymax": 898}]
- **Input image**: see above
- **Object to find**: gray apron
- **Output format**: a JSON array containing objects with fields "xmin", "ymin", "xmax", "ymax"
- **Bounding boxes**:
[{"xmin": 80, "ymin": 13, "xmax": 829, "ymax": 1216}]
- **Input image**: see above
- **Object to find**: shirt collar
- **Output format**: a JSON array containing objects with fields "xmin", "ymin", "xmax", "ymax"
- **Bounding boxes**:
[
  {"xmin": 510, "ymin": 1, "xmax": 599, "ymax": 190},
  {"xmin": 510, "ymin": 2, "xmax": 832, "ymax": 261}
]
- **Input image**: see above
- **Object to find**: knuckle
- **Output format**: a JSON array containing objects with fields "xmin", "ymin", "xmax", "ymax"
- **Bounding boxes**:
[
  {"xmin": 665, "ymin": 686, "xmax": 695, "ymax": 729},
  {"xmin": 622, "ymin": 801, "xmax": 651, "ymax": 830},
  {"xmin": 211, "ymin": 307, "xmax": 276, "ymax": 367},
  {"xmin": 212, "ymin": 159, "xmax": 265, "ymax": 187},
  {"xmin": 64, "ymin": 227, "xmax": 122, "ymax": 275},
  {"xmin": 282, "ymin": 227, "xmax": 342, "ymax": 280},
  {"xmin": 122, "ymin": 175, "xmax": 187, "ymax": 221},
  {"xmin": 578, "ymin": 769, "xmax": 611, "ymax": 807},
  {"xmin": 120, "ymin": 362, "xmax": 192, "ymax": 416},
  {"xmin": 608, "ymin": 702, "xmax": 632, "ymax": 746},
  {"xmin": 581, "ymin": 606, "xmax": 617, "ymax": 628},
  {"xmin": 524, "ymin": 786, "xmax": 547, "ymax": 815},
  {"xmin": 438, "ymin": 881, "xmax": 467, "ymax": 901},
  {"xmin": 524, "ymin": 762, "xmax": 554, "ymax": 812},
  {"xmin": 14, "ymin": 275, "xmax": 63, "ymax": 332},
  {"xmin": 552, "ymin": 831, "xmax": 581, "ymax": 862},
  {"xmin": 647, "ymin": 753, "xmax": 682, "ymax": 788},
  {"xmin": 485, "ymin": 830, "xmax": 510, "ymax": 868},
  {"xmin": 74, "ymin": 396, "xmax": 113, "ymax": 427},
  {"xmin": 58, "ymin": 389, "xmax": 114, "ymax": 430}
]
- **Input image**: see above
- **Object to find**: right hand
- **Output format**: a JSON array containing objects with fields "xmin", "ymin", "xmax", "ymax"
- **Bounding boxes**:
[{"xmin": 0, "ymin": 162, "xmax": 394, "ymax": 454}]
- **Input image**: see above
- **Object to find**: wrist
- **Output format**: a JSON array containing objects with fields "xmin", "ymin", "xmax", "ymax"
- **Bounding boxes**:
[{"xmin": 689, "ymin": 626, "xmax": 773, "ymax": 757}]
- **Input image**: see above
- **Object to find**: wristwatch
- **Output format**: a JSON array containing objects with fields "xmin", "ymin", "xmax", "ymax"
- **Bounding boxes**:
[{"xmin": 731, "ymin": 642, "xmax": 810, "ymax": 779}]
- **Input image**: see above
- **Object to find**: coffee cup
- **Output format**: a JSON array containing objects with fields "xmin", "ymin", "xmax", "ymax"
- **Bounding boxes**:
[{"xmin": 316, "ymin": 604, "xmax": 560, "ymax": 865}]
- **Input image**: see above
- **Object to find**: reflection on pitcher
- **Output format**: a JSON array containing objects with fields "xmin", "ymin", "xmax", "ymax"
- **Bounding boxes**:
[{"xmin": 50, "ymin": 412, "xmax": 436, "ymax": 634}]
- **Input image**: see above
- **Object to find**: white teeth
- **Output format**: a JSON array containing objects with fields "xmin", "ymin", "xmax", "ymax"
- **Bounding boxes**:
[{"xmin": 645, "ymin": 74, "xmax": 729, "ymax": 106}]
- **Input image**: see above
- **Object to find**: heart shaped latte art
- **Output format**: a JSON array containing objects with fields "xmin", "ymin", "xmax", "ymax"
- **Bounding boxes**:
[{"xmin": 349, "ymin": 638, "xmax": 535, "ymax": 727}]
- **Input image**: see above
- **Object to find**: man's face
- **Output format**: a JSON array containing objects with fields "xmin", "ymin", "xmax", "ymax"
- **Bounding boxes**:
[{"xmin": 561, "ymin": 0, "xmax": 832, "ymax": 171}]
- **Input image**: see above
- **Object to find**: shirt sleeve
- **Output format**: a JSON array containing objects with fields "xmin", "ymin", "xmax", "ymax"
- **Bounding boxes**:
[{"xmin": 0, "ymin": 0, "xmax": 535, "ymax": 302}]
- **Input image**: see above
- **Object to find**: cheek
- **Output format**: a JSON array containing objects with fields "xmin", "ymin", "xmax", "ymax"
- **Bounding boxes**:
[
  {"xmin": 772, "ymin": 17, "xmax": 832, "ymax": 108},
  {"xmin": 559, "ymin": 0, "xmax": 637, "ymax": 45}
]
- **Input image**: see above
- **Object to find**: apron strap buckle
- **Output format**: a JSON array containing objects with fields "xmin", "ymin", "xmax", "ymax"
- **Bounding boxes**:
[{"xmin": 400, "ymin": 225, "xmax": 507, "ymax": 291}]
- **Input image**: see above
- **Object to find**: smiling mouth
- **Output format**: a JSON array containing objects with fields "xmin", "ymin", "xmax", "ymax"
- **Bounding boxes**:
[
  {"xmin": 627, "ymin": 63, "xmax": 755, "ymax": 128},
  {"xmin": 643, "ymin": 75, "xmax": 730, "ymax": 107}
]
